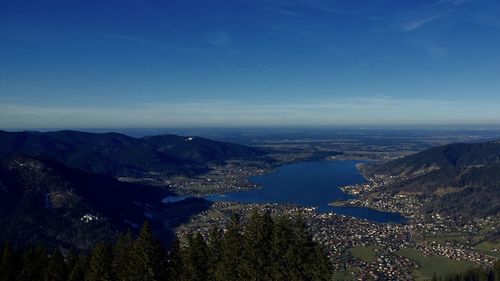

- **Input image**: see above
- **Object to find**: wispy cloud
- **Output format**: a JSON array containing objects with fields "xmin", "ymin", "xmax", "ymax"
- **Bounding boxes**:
[
  {"xmin": 306, "ymin": 5, "xmax": 360, "ymax": 17},
  {"xmin": 262, "ymin": 7, "xmax": 302, "ymax": 17},
  {"xmin": 1, "ymin": 97, "xmax": 499, "ymax": 128},
  {"xmin": 99, "ymin": 34, "xmax": 201, "ymax": 53},
  {"xmin": 101, "ymin": 34, "xmax": 158, "ymax": 46},
  {"xmin": 401, "ymin": 14, "xmax": 443, "ymax": 31},
  {"xmin": 399, "ymin": 0, "xmax": 478, "ymax": 32},
  {"xmin": 247, "ymin": 0, "xmax": 362, "ymax": 19},
  {"xmin": 434, "ymin": 0, "xmax": 476, "ymax": 6},
  {"xmin": 205, "ymin": 31, "xmax": 232, "ymax": 47}
]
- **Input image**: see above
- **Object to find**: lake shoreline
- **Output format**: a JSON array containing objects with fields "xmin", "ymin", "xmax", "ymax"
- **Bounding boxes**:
[{"xmin": 164, "ymin": 160, "xmax": 406, "ymax": 224}]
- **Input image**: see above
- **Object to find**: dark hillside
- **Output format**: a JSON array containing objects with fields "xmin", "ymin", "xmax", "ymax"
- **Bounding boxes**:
[
  {"xmin": 0, "ymin": 156, "xmax": 206, "ymax": 249},
  {"xmin": 369, "ymin": 141, "xmax": 500, "ymax": 218},
  {"xmin": 142, "ymin": 134, "xmax": 264, "ymax": 163},
  {"xmin": 376, "ymin": 141, "xmax": 500, "ymax": 177},
  {"xmin": 0, "ymin": 130, "xmax": 265, "ymax": 178}
]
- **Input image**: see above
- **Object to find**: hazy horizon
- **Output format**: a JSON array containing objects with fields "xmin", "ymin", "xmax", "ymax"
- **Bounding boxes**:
[{"xmin": 4, "ymin": 124, "xmax": 500, "ymax": 134}]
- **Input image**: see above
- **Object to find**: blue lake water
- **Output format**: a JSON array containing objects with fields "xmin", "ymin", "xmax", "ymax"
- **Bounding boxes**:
[{"xmin": 164, "ymin": 160, "xmax": 406, "ymax": 223}]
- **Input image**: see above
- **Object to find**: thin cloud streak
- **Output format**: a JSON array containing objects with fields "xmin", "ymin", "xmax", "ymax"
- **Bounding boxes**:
[
  {"xmin": 434, "ymin": 0, "xmax": 476, "ymax": 6},
  {"xmin": 262, "ymin": 6, "xmax": 302, "ymax": 16},
  {"xmin": 401, "ymin": 15, "xmax": 443, "ymax": 31},
  {"xmin": 1, "ymin": 98, "xmax": 499, "ymax": 128},
  {"xmin": 99, "ymin": 34, "xmax": 202, "ymax": 53},
  {"xmin": 240, "ymin": 0, "xmax": 365, "ymax": 21}
]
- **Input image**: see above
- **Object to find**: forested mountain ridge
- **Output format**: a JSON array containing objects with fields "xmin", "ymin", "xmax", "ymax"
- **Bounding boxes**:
[
  {"xmin": 373, "ymin": 141, "xmax": 500, "ymax": 177},
  {"xmin": 0, "ymin": 130, "xmax": 265, "ymax": 250},
  {"xmin": 366, "ymin": 141, "xmax": 500, "ymax": 218},
  {"xmin": 0, "ymin": 155, "xmax": 175, "ymax": 250},
  {"xmin": 0, "ymin": 130, "xmax": 265, "ymax": 178}
]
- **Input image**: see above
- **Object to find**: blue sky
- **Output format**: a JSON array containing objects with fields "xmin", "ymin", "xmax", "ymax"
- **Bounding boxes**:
[{"xmin": 1, "ymin": 0, "xmax": 500, "ymax": 128}]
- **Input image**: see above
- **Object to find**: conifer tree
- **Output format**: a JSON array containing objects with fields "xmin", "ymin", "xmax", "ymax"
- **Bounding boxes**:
[
  {"xmin": 85, "ymin": 244, "xmax": 112, "ymax": 281},
  {"xmin": 66, "ymin": 249, "xmax": 79, "ymax": 274},
  {"xmin": 130, "ymin": 221, "xmax": 166, "ymax": 281},
  {"xmin": 183, "ymin": 233, "xmax": 208, "ymax": 281},
  {"xmin": 45, "ymin": 248, "xmax": 68, "ymax": 281},
  {"xmin": 207, "ymin": 227, "xmax": 223, "ymax": 281},
  {"xmin": 0, "ymin": 212, "xmax": 338, "ymax": 281},
  {"xmin": 290, "ymin": 213, "xmax": 317, "ymax": 281},
  {"xmin": 271, "ymin": 216, "xmax": 293, "ymax": 281},
  {"xmin": 166, "ymin": 238, "xmax": 184, "ymax": 281},
  {"xmin": 112, "ymin": 231, "xmax": 134, "ymax": 281},
  {"xmin": 241, "ymin": 210, "xmax": 273, "ymax": 281},
  {"xmin": 311, "ymin": 245, "xmax": 332, "ymax": 281},
  {"xmin": 216, "ymin": 215, "xmax": 243, "ymax": 281},
  {"xmin": 494, "ymin": 261, "xmax": 500, "ymax": 281},
  {"xmin": 67, "ymin": 255, "xmax": 88, "ymax": 281},
  {"xmin": 19, "ymin": 245, "xmax": 47, "ymax": 281},
  {"xmin": 0, "ymin": 242, "xmax": 17, "ymax": 281}
]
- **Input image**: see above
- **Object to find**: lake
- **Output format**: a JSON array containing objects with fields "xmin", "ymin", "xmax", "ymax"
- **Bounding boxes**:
[{"xmin": 164, "ymin": 160, "xmax": 406, "ymax": 223}]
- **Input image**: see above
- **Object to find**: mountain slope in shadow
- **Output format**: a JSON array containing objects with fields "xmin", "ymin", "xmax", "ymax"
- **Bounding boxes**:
[
  {"xmin": 0, "ymin": 156, "xmax": 211, "ymax": 249},
  {"xmin": 0, "ymin": 130, "xmax": 265, "ymax": 178}
]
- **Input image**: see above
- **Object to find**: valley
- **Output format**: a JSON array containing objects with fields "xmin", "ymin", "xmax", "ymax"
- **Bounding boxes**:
[
  {"xmin": 1, "ymin": 129, "xmax": 499, "ymax": 280},
  {"xmin": 164, "ymin": 132, "xmax": 500, "ymax": 280}
]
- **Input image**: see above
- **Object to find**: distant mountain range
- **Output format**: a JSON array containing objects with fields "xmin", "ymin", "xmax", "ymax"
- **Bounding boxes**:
[
  {"xmin": 368, "ymin": 141, "xmax": 500, "ymax": 218},
  {"xmin": 0, "ymin": 130, "xmax": 265, "ymax": 178},
  {"xmin": 0, "ymin": 130, "xmax": 262, "ymax": 249}
]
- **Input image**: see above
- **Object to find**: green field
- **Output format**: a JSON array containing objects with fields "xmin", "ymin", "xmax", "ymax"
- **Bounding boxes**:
[
  {"xmin": 474, "ymin": 241, "xmax": 500, "ymax": 258},
  {"xmin": 424, "ymin": 232, "xmax": 484, "ymax": 245},
  {"xmin": 397, "ymin": 248, "xmax": 478, "ymax": 281},
  {"xmin": 332, "ymin": 267, "xmax": 360, "ymax": 281},
  {"xmin": 349, "ymin": 246, "xmax": 378, "ymax": 263},
  {"xmin": 424, "ymin": 231, "xmax": 500, "ymax": 259}
]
